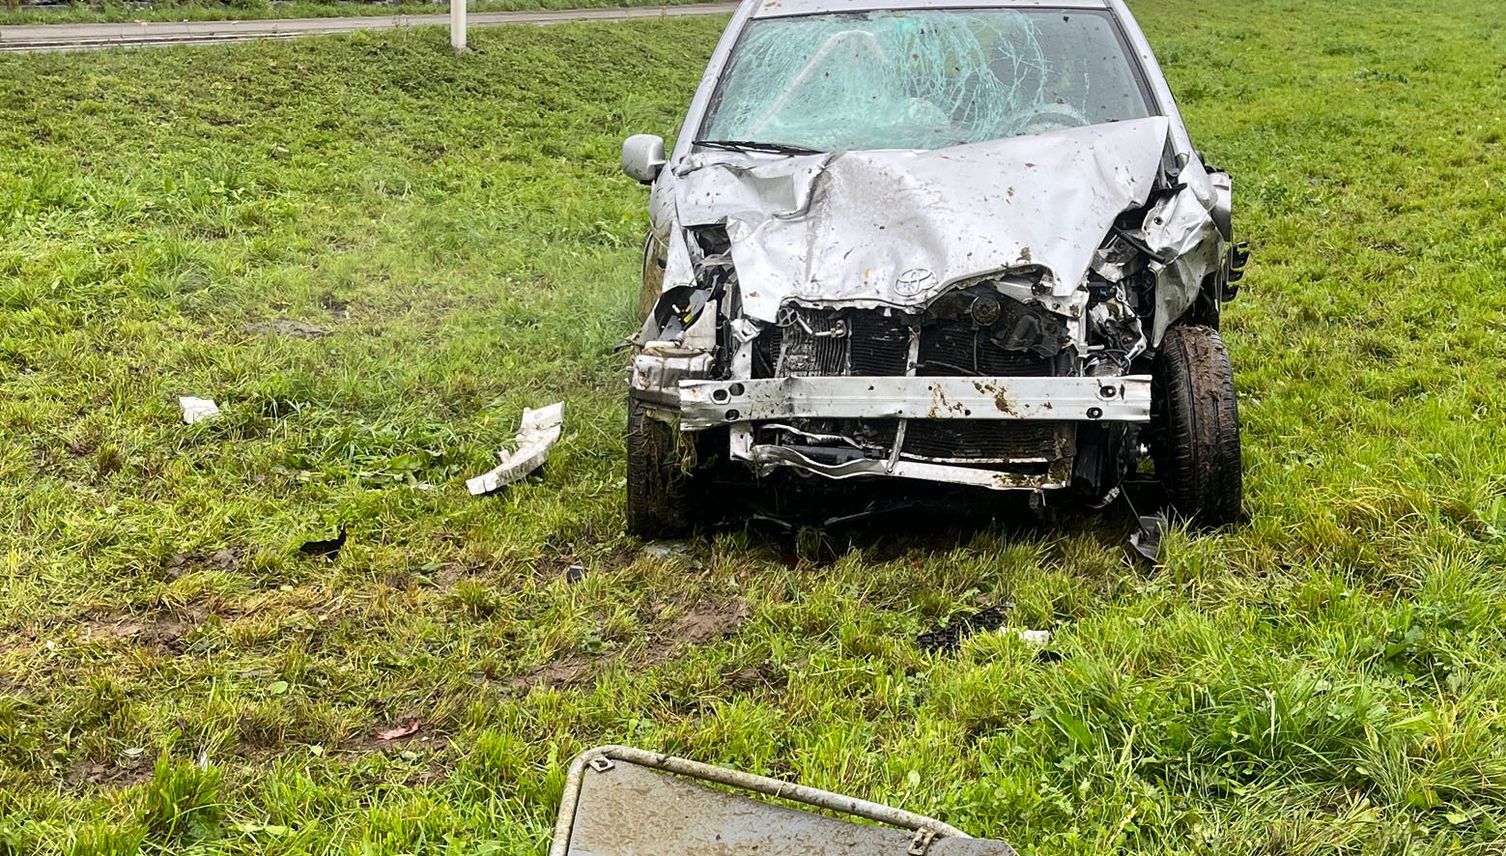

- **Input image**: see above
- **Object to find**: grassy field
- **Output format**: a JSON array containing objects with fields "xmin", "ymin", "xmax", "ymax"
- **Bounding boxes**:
[
  {"xmin": 0, "ymin": 0, "xmax": 713, "ymax": 26},
  {"xmin": 2, "ymin": 0, "xmax": 1506, "ymax": 853}
]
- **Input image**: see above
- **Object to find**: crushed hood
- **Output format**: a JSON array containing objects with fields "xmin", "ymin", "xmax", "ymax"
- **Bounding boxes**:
[{"xmin": 673, "ymin": 117, "xmax": 1180, "ymax": 324}]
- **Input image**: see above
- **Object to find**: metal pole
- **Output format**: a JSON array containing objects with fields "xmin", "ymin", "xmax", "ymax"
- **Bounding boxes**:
[{"xmin": 450, "ymin": 0, "xmax": 466, "ymax": 52}]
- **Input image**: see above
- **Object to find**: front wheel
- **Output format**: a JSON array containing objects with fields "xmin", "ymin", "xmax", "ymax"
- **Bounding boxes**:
[
  {"xmin": 626, "ymin": 398, "xmax": 700, "ymax": 538},
  {"xmin": 1151, "ymin": 324, "xmax": 1244, "ymax": 527}
]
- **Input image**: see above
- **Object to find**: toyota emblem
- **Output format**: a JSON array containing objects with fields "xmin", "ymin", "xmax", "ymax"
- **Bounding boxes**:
[{"xmin": 894, "ymin": 268, "xmax": 938, "ymax": 296}]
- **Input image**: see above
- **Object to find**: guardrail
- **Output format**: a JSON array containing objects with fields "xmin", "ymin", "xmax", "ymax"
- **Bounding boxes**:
[{"xmin": 0, "ymin": 3, "xmax": 738, "ymax": 52}]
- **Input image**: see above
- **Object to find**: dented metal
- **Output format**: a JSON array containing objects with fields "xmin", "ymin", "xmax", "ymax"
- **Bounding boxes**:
[
  {"xmin": 465, "ymin": 402, "xmax": 565, "ymax": 496},
  {"xmin": 672, "ymin": 118, "xmax": 1187, "ymax": 324}
]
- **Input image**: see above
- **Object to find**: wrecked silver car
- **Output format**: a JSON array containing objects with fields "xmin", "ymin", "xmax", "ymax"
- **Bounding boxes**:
[{"xmin": 624, "ymin": 0, "xmax": 1249, "ymax": 537}]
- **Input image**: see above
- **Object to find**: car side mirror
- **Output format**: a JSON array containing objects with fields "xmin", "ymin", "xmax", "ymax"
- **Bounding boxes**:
[{"xmin": 622, "ymin": 134, "xmax": 666, "ymax": 184}]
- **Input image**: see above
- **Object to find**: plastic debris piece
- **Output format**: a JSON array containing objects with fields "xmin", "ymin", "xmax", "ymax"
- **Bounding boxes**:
[
  {"xmin": 179, "ymin": 396, "xmax": 220, "ymax": 424},
  {"xmin": 918, "ymin": 607, "xmax": 1054, "ymax": 656},
  {"xmin": 374, "ymin": 718, "xmax": 421, "ymax": 741},
  {"xmin": 299, "ymin": 529, "xmax": 347, "ymax": 560},
  {"xmin": 467, "ymin": 402, "xmax": 566, "ymax": 496},
  {"xmin": 1118, "ymin": 476, "xmax": 1169, "ymax": 565},
  {"xmin": 916, "ymin": 606, "xmax": 1006, "ymax": 654},
  {"xmin": 643, "ymin": 540, "xmax": 693, "ymax": 559},
  {"xmin": 1127, "ymin": 512, "xmax": 1166, "ymax": 565},
  {"xmin": 1016, "ymin": 629, "xmax": 1051, "ymax": 648}
]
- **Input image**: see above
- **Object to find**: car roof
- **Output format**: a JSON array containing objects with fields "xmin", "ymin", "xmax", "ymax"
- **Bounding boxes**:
[{"xmin": 749, "ymin": 0, "xmax": 1111, "ymax": 19}]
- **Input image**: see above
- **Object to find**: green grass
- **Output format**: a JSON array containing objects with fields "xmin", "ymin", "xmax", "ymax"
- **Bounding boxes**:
[
  {"xmin": 2, "ymin": 1, "xmax": 1506, "ymax": 853},
  {"xmin": 0, "ymin": 0, "xmax": 714, "ymax": 26}
]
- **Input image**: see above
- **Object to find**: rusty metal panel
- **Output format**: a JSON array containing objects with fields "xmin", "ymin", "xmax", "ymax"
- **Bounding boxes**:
[{"xmin": 565, "ymin": 761, "xmax": 1017, "ymax": 856}]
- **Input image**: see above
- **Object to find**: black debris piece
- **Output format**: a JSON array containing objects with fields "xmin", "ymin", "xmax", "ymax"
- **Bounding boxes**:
[
  {"xmin": 1120, "ymin": 475, "xmax": 1169, "ymax": 565},
  {"xmin": 299, "ymin": 529, "xmax": 347, "ymax": 560},
  {"xmin": 565, "ymin": 564, "xmax": 588, "ymax": 584},
  {"xmin": 917, "ymin": 606, "xmax": 1007, "ymax": 654},
  {"xmin": 1126, "ymin": 512, "xmax": 1166, "ymax": 564}
]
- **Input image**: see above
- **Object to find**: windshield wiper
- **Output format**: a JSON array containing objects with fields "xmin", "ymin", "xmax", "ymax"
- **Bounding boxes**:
[{"xmin": 694, "ymin": 139, "xmax": 823, "ymax": 156}]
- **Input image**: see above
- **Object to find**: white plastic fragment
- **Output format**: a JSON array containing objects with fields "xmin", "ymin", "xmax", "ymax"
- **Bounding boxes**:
[
  {"xmin": 1016, "ymin": 629, "xmax": 1052, "ymax": 648},
  {"xmin": 466, "ymin": 402, "xmax": 565, "ymax": 496},
  {"xmin": 643, "ymin": 540, "xmax": 693, "ymax": 559},
  {"xmin": 179, "ymin": 396, "xmax": 221, "ymax": 424}
]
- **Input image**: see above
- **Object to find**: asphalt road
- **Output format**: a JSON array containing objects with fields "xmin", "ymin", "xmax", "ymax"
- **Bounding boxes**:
[{"xmin": 0, "ymin": 2, "xmax": 738, "ymax": 51}]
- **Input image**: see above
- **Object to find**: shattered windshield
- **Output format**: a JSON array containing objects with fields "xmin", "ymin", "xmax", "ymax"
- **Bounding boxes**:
[{"xmin": 700, "ymin": 9, "xmax": 1153, "ymax": 152}]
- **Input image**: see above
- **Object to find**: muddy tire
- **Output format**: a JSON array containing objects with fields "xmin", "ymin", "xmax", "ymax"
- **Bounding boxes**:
[
  {"xmin": 1152, "ymin": 324, "xmax": 1243, "ymax": 527},
  {"xmin": 626, "ymin": 398, "xmax": 698, "ymax": 538}
]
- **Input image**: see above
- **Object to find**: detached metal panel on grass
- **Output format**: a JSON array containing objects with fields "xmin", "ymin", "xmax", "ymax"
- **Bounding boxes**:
[{"xmin": 553, "ymin": 746, "xmax": 1019, "ymax": 856}]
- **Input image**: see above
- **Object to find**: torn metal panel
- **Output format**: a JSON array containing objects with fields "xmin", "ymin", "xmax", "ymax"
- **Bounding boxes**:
[
  {"xmin": 466, "ymin": 402, "xmax": 565, "ymax": 496},
  {"xmin": 1089, "ymin": 234, "xmax": 1143, "ymax": 282},
  {"xmin": 631, "ymin": 294, "xmax": 719, "ymax": 401},
  {"xmin": 563, "ymin": 760, "xmax": 1015, "ymax": 855},
  {"xmin": 630, "ymin": 348, "xmax": 711, "ymax": 410},
  {"xmin": 630, "ymin": 350, "xmax": 713, "ymax": 404},
  {"xmin": 1208, "ymin": 169, "xmax": 1234, "ymax": 241},
  {"xmin": 551, "ymin": 746, "xmax": 1017, "ymax": 856},
  {"xmin": 679, "ymin": 375, "xmax": 1151, "ymax": 429},
  {"xmin": 656, "ymin": 225, "xmax": 699, "ymax": 309},
  {"xmin": 674, "ymin": 117, "xmax": 1174, "ymax": 323},
  {"xmin": 1140, "ymin": 186, "xmax": 1225, "ymax": 343}
]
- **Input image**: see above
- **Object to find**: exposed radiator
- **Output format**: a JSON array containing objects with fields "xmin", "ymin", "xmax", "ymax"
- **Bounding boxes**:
[
  {"xmin": 755, "ymin": 306, "xmax": 1068, "ymax": 465},
  {"xmin": 902, "ymin": 421, "xmax": 1065, "ymax": 463},
  {"xmin": 773, "ymin": 308, "xmax": 908, "ymax": 377},
  {"xmin": 918, "ymin": 320, "xmax": 1055, "ymax": 377}
]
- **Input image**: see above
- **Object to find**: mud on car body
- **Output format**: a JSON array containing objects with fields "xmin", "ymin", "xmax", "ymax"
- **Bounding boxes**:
[{"xmin": 622, "ymin": 0, "xmax": 1249, "ymax": 537}]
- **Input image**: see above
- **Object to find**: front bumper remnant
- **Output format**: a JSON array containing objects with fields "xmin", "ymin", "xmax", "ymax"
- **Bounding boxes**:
[
  {"xmin": 678, "ymin": 375, "xmax": 1152, "ymax": 430},
  {"xmin": 746, "ymin": 444, "xmax": 1076, "ymax": 491}
]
